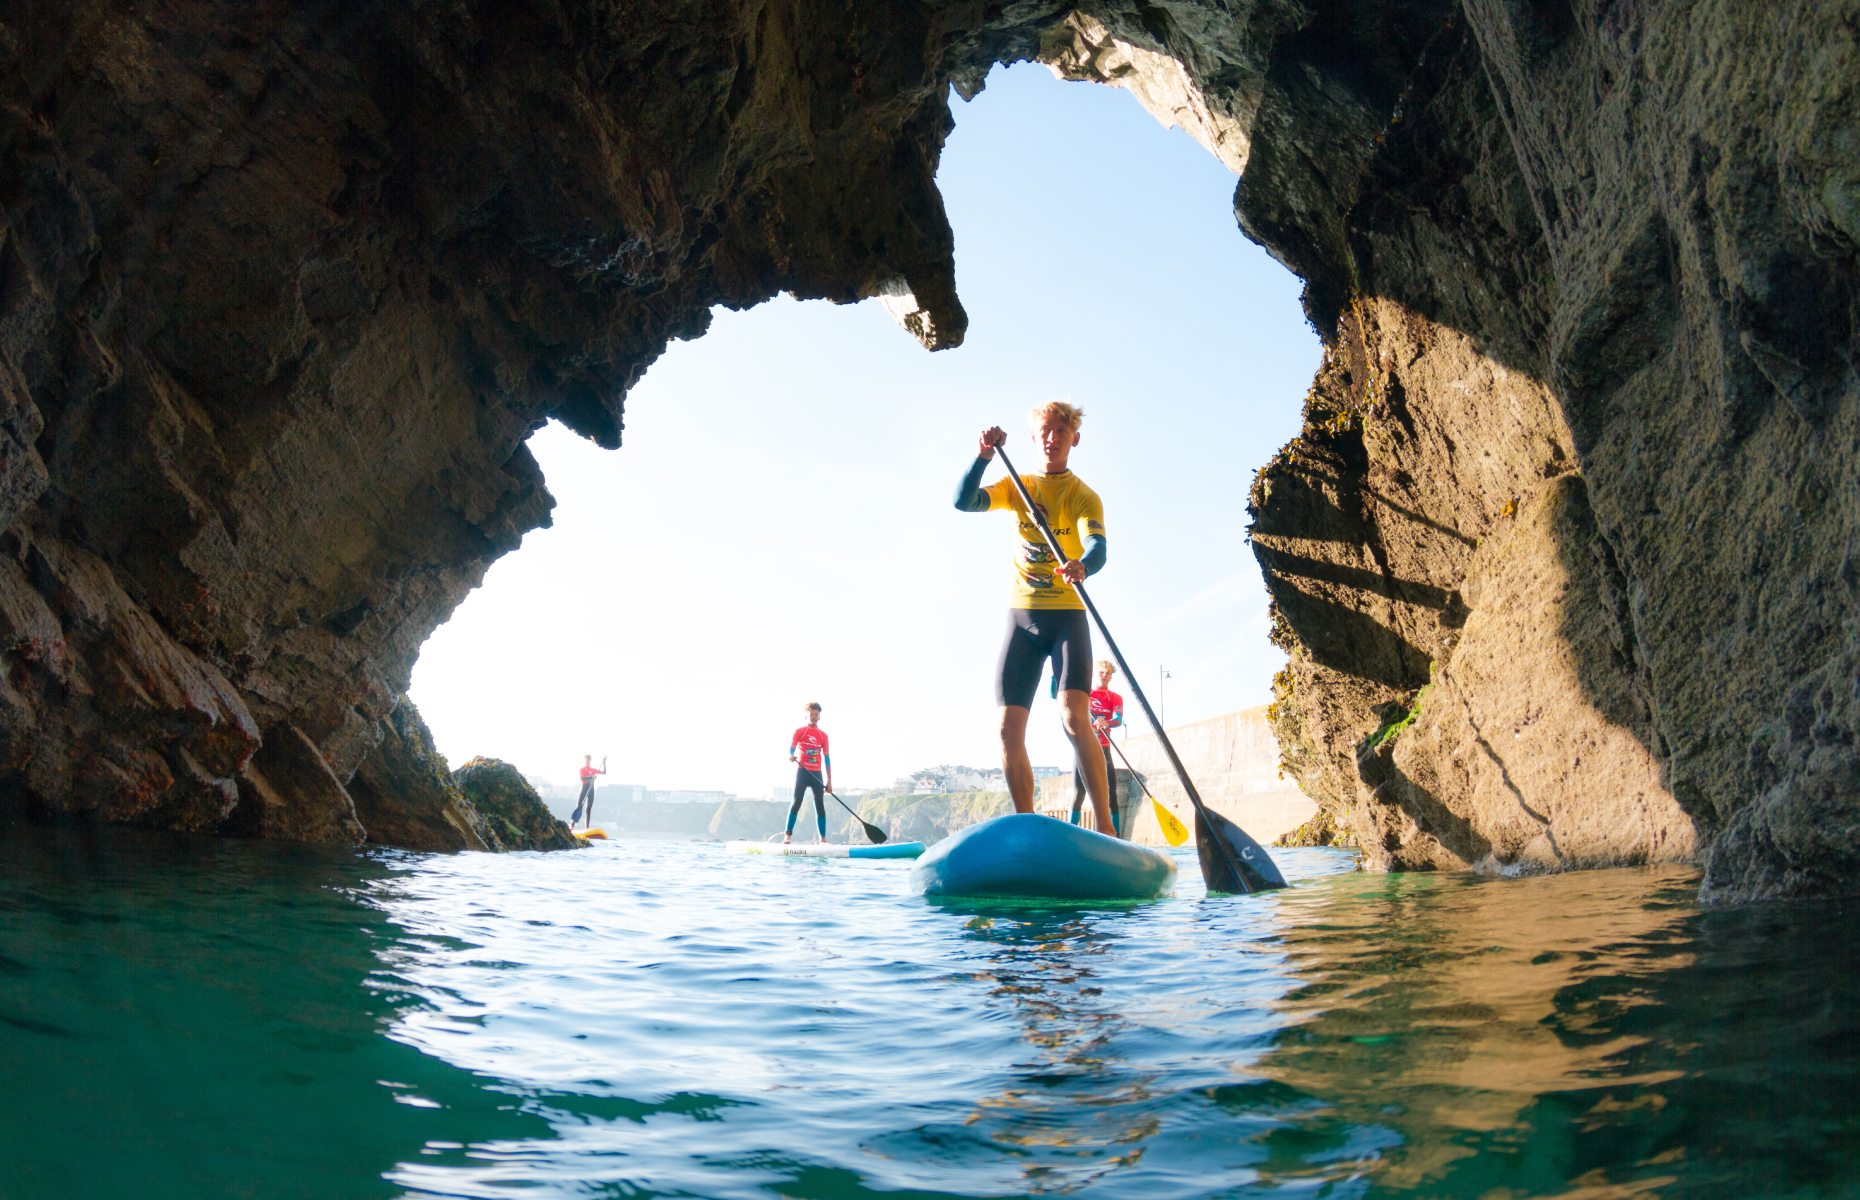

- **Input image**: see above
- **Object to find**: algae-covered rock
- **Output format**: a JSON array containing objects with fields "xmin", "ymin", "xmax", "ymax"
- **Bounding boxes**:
[
  {"xmin": 1278, "ymin": 808, "xmax": 1357, "ymax": 852},
  {"xmin": 454, "ymin": 758, "xmax": 580, "ymax": 852}
]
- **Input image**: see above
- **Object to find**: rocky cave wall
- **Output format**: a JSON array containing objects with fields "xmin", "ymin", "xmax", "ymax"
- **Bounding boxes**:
[
  {"xmin": 1, "ymin": 1, "xmax": 1854, "ymax": 900},
  {"xmin": 1241, "ymin": 0, "xmax": 1859, "ymax": 904},
  {"xmin": 0, "ymin": 0, "xmax": 984, "ymax": 847}
]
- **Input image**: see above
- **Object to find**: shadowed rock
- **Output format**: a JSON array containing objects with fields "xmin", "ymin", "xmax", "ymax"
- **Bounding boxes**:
[{"xmin": 347, "ymin": 698, "xmax": 493, "ymax": 852}]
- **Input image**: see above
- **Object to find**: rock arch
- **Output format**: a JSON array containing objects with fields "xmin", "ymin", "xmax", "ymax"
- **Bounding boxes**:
[{"xmin": 0, "ymin": 2, "xmax": 1853, "ymax": 901}]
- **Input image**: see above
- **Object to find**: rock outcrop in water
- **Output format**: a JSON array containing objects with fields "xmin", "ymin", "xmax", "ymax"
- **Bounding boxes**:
[
  {"xmin": 454, "ymin": 757, "xmax": 579, "ymax": 852},
  {"xmin": 345, "ymin": 697, "xmax": 498, "ymax": 851},
  {"xmin": 1, "ymin": 3, "xmax": 1854, "ymax": 900}
]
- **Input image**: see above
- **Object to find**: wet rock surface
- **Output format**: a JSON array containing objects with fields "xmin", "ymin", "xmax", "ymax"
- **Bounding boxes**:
[
  {"xmin": 453, "ymin": 757, "xmax": 578, "ymax": 852},
  {"xmin": 1245, "ymin": 1, "xmax": 1860, "ymax": 903},
  {"xmin": 0, "ymin": 3, "xmax": 1854, "ymax": 898},
  {"xmin": 347, "ymin": 697, "xmax": 492, "ymax": 853}
]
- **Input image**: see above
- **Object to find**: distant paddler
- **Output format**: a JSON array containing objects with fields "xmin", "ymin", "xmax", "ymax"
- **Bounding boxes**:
[
  {"xmin": 954, "ymin": 402, "xmax": 1119, "ymax": 837},
  {"xmin": 1072, "ymin": 659, "xmax": 1124, "ymax": 832},
  {"xmin": 785, "ymin": 702, "xmax": 832, "ymax": 844},
  {"xmin": 570, "ymin": 753, "xmax": 605, "ymax": 830}
]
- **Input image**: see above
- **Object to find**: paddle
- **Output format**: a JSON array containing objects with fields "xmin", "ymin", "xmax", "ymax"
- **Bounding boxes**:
[
  {"xmin": 1104, "ymin": 734, "xmax": 1190, "ymax": 847},
  {"xmin": 990, "ymin": 440, "xmax": 1286, "ymax": 894},
  {"xmin": 798, "ymin": 764, "xmax": 889, "ymax": 844}
]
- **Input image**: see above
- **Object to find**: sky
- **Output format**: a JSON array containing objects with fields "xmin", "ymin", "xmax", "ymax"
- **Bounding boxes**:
[{"xmin": 408, "ymin": 63, "xmax": 1319, "ymax": 797}]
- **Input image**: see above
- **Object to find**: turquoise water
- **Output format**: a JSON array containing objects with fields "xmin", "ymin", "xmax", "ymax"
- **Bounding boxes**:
[{"xmin": 2, "ymin": 822, "xmax": 1856, "ymax": 1199}]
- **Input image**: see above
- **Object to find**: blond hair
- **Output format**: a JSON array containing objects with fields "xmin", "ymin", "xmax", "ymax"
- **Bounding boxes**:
[
  {"xmin": 1029, "ymin": 401, "xmax": 1084, "ymax": 432},
  {"xmin": 1097, "ymin": 660, "xmax": 1115, "ymax": 675}
]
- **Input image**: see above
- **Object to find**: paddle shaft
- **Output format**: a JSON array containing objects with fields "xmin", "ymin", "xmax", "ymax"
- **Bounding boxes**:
[
  {"xmin": 991, "ymin": 444, "xmax": 1216, "ymax": 826},
  {"xmin": 797, "ymin": 762, "xmax": 888, "ymax": 843},
  {"xmin": 1104, "ymin": 731, "xmax": 1189, "ymax": 846},
  {"xmin": 1103, "ymin": 732, "xmax": 1155, "ymax": 803}
]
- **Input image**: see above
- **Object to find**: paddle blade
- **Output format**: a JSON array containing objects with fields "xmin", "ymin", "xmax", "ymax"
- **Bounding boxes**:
[
  {"xmin": 1150, "ymin": 797, "xmax": 1190, "ymax": 847},
  {"xmin": 1194, "ymin": 807, "xmax": 1287, "ymax": 894},
  {"xmin": 829, "ymin": 789, "xmax": 889, "ymax": 843}
]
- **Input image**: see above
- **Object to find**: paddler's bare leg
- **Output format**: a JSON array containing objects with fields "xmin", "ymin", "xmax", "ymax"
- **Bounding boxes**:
[
  {"xmin": 1060, "ymin": 689, "xmax": 1117, "ymax": 835},
  {"xmin": 998, "ymin": 705, "xmax": 1035, "ymax": 811}
]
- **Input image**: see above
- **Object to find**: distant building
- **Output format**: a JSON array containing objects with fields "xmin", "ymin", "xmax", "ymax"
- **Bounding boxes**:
[
  {"xmin": 975, "ymin": 767, "xmax": 1011, "ymax": 792},
  {"xmin": 892, "ymin": 764, "xmax": 1019, "ymax": 793},
  {"xmin": 653, "ymin": 789, "xmax": 732, "ymax": 806}
]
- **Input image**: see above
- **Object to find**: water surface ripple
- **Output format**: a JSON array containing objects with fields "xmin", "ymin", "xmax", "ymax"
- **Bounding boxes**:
[{"xmin": 2, "ymin": 823, "xmax": 1855, "ymax": 1198}]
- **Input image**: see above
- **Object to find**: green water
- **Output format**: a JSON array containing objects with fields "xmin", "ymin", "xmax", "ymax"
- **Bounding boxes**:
[{"xmin": 1, "ymin": 820, "xmax": 1854, "ymax": 1199}]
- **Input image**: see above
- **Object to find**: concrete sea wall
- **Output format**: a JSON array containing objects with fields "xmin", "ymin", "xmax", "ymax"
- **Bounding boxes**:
[{"xmin": 1036, "ymin": 706, "xmax": 1316, "ymax": 848}]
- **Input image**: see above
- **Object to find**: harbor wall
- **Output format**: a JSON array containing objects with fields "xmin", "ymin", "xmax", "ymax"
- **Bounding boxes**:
[{"xmin": 1036, "ymin": 706, "xmax": 1316, "ymax": 847}]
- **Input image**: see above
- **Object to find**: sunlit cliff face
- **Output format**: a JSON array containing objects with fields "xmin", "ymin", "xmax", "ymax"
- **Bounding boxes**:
[{"xmin": 1, "ymin": 2, "xmax": 1855, "ymax": 902}]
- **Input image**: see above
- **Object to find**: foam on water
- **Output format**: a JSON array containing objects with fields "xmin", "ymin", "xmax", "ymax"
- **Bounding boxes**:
[{"xmin": 2, "ymin": 821, "xmax": 1856, "ymax": 1199}]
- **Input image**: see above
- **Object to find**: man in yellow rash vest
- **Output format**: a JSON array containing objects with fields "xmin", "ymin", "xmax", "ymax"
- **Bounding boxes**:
[{"xmin": 953, "ymin": 401, "xmax": 1119, "ymax": 837}]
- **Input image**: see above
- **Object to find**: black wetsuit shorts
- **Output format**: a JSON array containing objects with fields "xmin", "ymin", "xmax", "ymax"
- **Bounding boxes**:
[{"xmin": 996, "ymin": 608, "xmax": 1093, "ymax": 708}]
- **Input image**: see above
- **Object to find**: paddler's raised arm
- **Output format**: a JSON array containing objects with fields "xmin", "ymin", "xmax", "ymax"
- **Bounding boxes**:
[{"xmin": 954, "ymin": 426, "xmax": 1006, "ymax": 512}]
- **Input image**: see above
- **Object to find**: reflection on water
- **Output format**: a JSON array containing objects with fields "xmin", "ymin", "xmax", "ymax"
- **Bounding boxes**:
[
  {"xmin": 0, "ymin": 825, "xmax": 552, "ymax": 1200},
  {"xmin": 944, "ymin": 912, "xmax": 1160, "ymax": 1190},
  {"xmin": 1249, "ymin": 869, "xmax": 1703, "ymax": 1195},
  {"xmin": 1243, "ymin": 868, "xmax": 1860, "ymax": 1197},
  {"xmin": 2, "ymin": 820, "xmax": 1856, "ymax": 1199}
]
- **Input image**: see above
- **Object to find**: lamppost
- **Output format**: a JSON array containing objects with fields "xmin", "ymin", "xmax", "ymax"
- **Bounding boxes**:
[{"xmin": 1158, "ymin": 667, "xmax": 1171, "ymax": 730}]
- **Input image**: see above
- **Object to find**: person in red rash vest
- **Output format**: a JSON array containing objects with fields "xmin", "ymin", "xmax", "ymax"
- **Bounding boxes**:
[
  {"xmin": 1070, "ymin": 660, "xmax": 1124, "ymax": 830},
  {"xmin": 571, "ymin": 753, "xmax": 606, "ymax": 829},
  {"xmin": 786, "ymin": 703, "xmax": 831, "ymax": 844}
]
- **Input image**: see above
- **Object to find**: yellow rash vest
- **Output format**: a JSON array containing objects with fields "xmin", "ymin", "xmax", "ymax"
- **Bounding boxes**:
[{"xmin": 982, "ymin": 470, "xmax": 1105, "ymax": 611}]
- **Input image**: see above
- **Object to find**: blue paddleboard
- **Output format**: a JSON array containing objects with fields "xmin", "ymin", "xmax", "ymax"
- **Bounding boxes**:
[{"xmin": 910, "ymin": 813, "xmax": 1176, "ymax": 900}]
